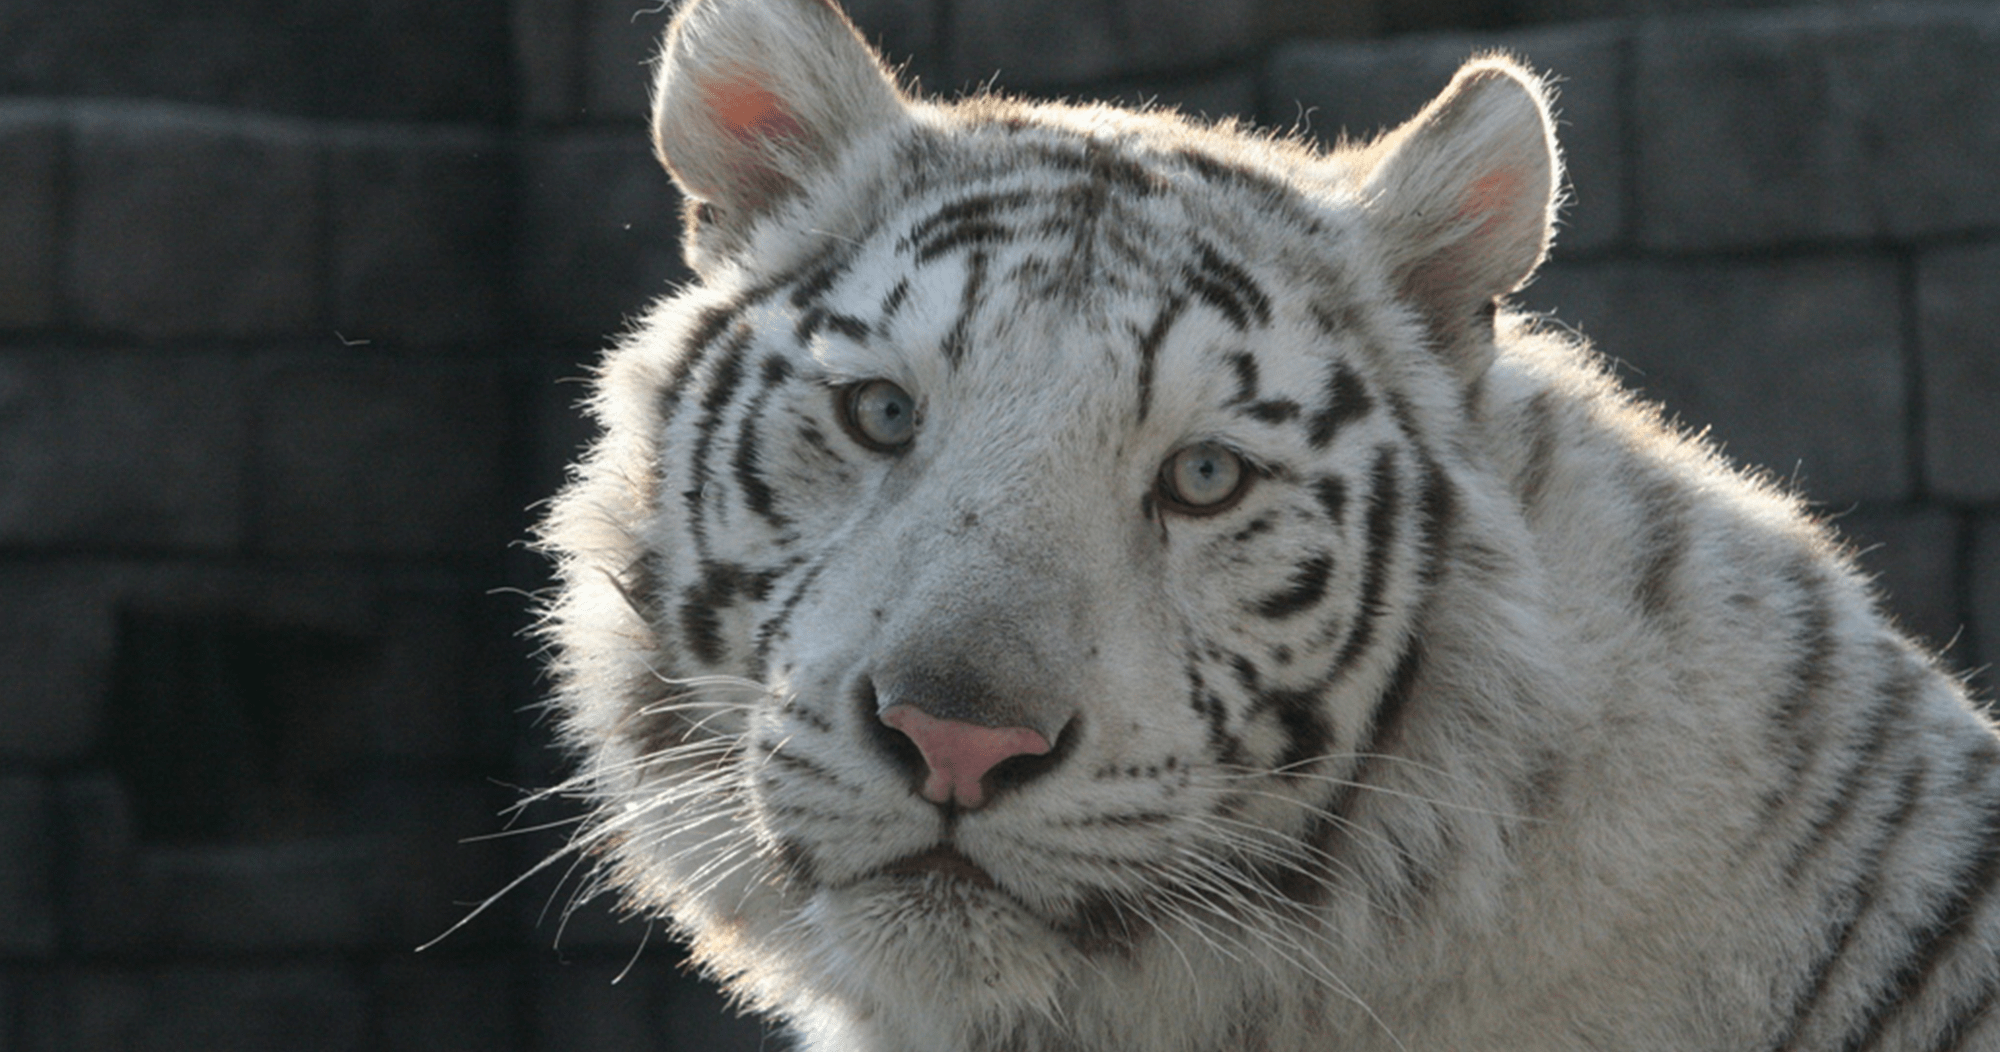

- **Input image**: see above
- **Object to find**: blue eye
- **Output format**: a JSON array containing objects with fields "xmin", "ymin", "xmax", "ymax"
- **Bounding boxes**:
[
  {"xmin": 841, "ymin": 380, "xmax": 917, "ymax": 451},
  {"xmin": 1158, "ymin": 442, "xmax": 1249, "ymax": 513}
]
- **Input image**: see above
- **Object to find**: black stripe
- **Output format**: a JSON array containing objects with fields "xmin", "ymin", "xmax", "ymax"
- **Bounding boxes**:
[
  {"xmin": 1032, "ymin": 141, "xmax": 1160, "ymax": 196},
  {"xmin": 1173, "ymin": 147, "xmax": 1291, "ymax": 203},
  {"xmin": 1185, "ymin": 658, "xmax": 1245, "ymax": 767},
  {"xmin": 1184, "ymin": 241, "xmax": 1272, "ymax": 331},
  {"xmin": 1841, "ymin": 781, "xmax": 2000, "ymax": 1051},
  {"xmin": 787, "ymin": 244, "xmax": 854, "ymax": 309},
  {"xmin": 1306, "ymin": 362, "xmax": 1374, "ymax": 449},
  {"xmin": 680, "ymin": 560, "xmax": 746, "ymax": 666},
  {"xmin": 1311, "ymin": 476, "xmax": 1349, "ymax": 525},
  {"xmin": 1250, "ymin": 554, "xmax": 1334, "ymax": 619},
  {"xmin": 914, "ymin": 220, "xmax": 1011, "ymax": 264},
  {"xmin": 1781, "ymin": 649, "xmax": 1927, "ymax": 886},
  {"xmin": 752, "ymin": 556, "xmax": 831, "ymax": 666},
  {"xmin": 1515, "ymin": 390, "xmax": 1561, "ymax": 515},
  {"xmin": 657, "ymin": 296, "xmax": 762, "ymax": 435},
  {"xmin": 1632, "ymin": 474, "xmax": 1692, "ymax": 619},
  {"xmin": 1921, "ymin": 983, "xmax": 1999, "ymax": 1052},
  {"xmin": 1224, "ymin": 351, "xmax": 1259, "ymax": 403},
  {"xmin": 880, "ymin": 277, "xmax": 911, "ymax": 322},
  {"xmin": 1413, "ymin": 455, "xmax": 1458, "ymax": 587},
  {"xmin": 731, "ymin": 355, "xmax": 796, "ymax": 530},
  {"xmin": 683, "ymin": 326, "xmax": 756, "ymax": 560},
  {"xmin": 1134, "ymin": 296, "xmax": 1186, "ymax": 424},
  {"xmin": 1268, "ymin": 684, "xmax": 1334, "ymax": 774},
  {"xmin": 1275, "ymin": 636, "xmax": 1427, "ymax": 910},
  {"xmin": 1329, "ymin": 446, "xmax": 1400, "ymax": 674},
  {"xmin": 900, "ymin": 190, "xmax": 1032, "ymax": 260},
  {"xmin": 1759, "ymin": 566, "xmax": 1843, "ymax": 827},
  {"xmin": 1768, "ymin": 760, "xmax": 1928, "ymax": 1052},
  {"xmin": 941, "ymin": 251, "xmax": 990, "ymax": 367},
  {"xmin": 1246, "ymin": 399, "xmax": 1301, "ymax": 424}
]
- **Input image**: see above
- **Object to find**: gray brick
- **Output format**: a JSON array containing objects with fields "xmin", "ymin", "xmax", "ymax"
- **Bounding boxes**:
[
  {"xmin": 1264, "ymin": 0, "xmax": 1379, "ymax": 38},
  {"xmin": 69, "ymin": 105, "xmax": 322, "ymax": 339},
  {"xmin": 1120, "ymin": 0, "xmax": 1263, "ymax": 76},
  {"xmin": 0, "ymin": 777, "xmax": 54, "ymax": 957},
  {"xmin": 0, "ymin": 106, "xmax": 59, "ymax": 331},
  {"xmin": 58, "ymin": 775, "xmax": 143, "ymax": 957},
  {"xmin": 0, "ymin": 351, "xmax": 247, "ymax": 550},
  {"xmin": 329, "ymin": 130, "xmax": 510, "ymax": 346},
  {"xmin": 1919, "ymin": 241, "xmax": 2000, "ymax": 502},
  {"xmin": 355, "ymin": 778, "xmax": 523, "ymax": 949},
  {"xmin": 533, "ymin": 959, "xmax": 767, "ymax": 1052},
  {"xmin": 137, "ymin": 841, "xmax": 378, "ymax": 952},
  {"xmin": 948, "ymin": 0, "xmax": 1257, "ymax": 89},
  {"xmin": 1265, "ymin": 20, "xmax": 1627, "ymax": 253},
  {"xmin": 1522, "ymin": 255, "xmax": 1907, "ymax": 504},
  {"xmin": 582, "ymin": 0, "xmax": 668, "ymax": 123},
  {"xmin": 0, "ymin": 0, "xmax": 506, "ymax": 121},
  {"xmin": 376, "ymin": 960, "xmax": 519, "ymax": 1052},
  {"xmin": 252, "ymin": 355, "xmax": 508, "ymax": 556},
  {"xmin": 519, "ymin": 131, "xmax": 688, "ymax": 343},
  {"xmin": 36, "ymin": 967, "xmax": 368, "ymax": 1052},
  {"xmin": 951, "ymin": 0, "xmax": 1123, "ymax": 88},
  {"xmin": 844, "ymin": 0, "xmax": 944, "ymax": 91},
  {"xmin": 1836, "ymin": 506, "xmax": 1967, "ymax": 662},
  {"xmin": 363, "ymin": 589, "xmax": 514, "ymax": 765},
  {"xmin": 515, "ymin": 0, "xmax": 583, "ymax": 124},
  {"xmin": 1976, "ymin": 516, "xmax": 2000, "ymax": 683},
  {"xmin": 1635, "ymin": 5, "xmax": 2000, "ymax": 252},
  {"xmin": 0, "ymin": 568, "xmax": 116, "ymax": 762}
]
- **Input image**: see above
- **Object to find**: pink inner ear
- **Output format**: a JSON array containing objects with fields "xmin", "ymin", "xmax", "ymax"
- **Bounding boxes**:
[
  {"xmin": 1460, "ymin": 169, "xmax": 1523, "ymax": 239},
  {"xmin": 706, "ymin": 75, "xmax": 805, "ymax": 144}
]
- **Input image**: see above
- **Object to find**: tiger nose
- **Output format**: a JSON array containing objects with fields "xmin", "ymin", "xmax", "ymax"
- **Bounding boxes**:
[{"xmin": 878, "ymin": 705, "xmax": 1052, "ymax": 809}]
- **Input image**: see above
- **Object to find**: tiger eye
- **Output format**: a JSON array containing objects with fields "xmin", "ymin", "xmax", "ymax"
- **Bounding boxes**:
[{"xmin": 841, "ymin": 380, "xmax": 918, "ymax": 451}]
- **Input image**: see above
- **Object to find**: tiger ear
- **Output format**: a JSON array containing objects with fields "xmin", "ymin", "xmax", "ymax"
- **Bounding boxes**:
[
  {"xmin": 1359, "ymin": 57, "xmax": 1561, "ymax": 383},
  {"xmin": 651, "ymin": 0, "xmax": 906, "ymax": 235}
]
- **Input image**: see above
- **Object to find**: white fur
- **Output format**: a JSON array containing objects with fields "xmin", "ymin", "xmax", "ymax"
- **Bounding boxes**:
[{"xmin": 532, "ymin": 2, "xmax": 2000, "ymax": 1050}]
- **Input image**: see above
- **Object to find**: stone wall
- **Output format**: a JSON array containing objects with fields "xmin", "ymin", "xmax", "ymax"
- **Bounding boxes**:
[{"xmin": 2, "ymin": 1, "xmax": 1994, "ymax": 1048}]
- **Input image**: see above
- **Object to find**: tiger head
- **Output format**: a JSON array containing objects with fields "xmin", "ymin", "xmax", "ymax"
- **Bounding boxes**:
[{"xmin": 538, "ymin": 0, "xmax": 1562, "ymax": 1044}]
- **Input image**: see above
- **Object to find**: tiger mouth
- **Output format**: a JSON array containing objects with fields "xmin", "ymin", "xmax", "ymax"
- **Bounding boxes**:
[{"xmin": 876, "ymin": 846, "xmax": 999, "ymax": 889}]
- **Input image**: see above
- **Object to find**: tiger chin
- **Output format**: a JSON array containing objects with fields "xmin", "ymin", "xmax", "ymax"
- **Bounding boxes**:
[{"xmin": 532, "ymin": 1, "xmax": 2000, "ymax": 1049}]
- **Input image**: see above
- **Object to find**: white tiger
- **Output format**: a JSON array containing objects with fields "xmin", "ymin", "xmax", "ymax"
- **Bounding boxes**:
[{"xmin": 531, "ymin": 0, "xmax": 2000, "ymax": 1048}]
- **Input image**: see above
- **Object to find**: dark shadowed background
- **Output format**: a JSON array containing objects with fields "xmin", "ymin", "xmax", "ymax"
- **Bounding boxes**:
[{"xmin": 2, "ymin": 0, "xmax": 1996, "ymax": 1048}]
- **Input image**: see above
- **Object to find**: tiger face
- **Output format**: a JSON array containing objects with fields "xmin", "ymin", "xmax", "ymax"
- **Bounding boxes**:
[{"xmin": 539, "ymin": 0, "xmax": 1559, "ymax": 1041}]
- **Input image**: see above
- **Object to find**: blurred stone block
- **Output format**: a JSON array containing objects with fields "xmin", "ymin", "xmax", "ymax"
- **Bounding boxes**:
[
  {"xmin": 0, "ymin": 776, "xmax": 55, "ymax": 956},
  {"xmin": 1918, "ymin": 241, "xmax": 2000, "ymax": 502},
  {"xmin": 0, "ymin": 350, "xmax": 247, "ymax": 550},
  {"xmin": 68, "ymin": 105, "xmax": 322, "ymax": 339},
  {"xmin": 1635, "ymin": 5, "xmax": 2000, "ymax": 251},
  {"xmin": 251, "ymin": 354, "xmax": 508, "ymax": 556},
  {"xmin": 518, "ymin": 131, "xmax": 689, "ymax": 344},
  {"xmin": 375, "ymin": 959, "xmax": 520, "ymax": 1052},
  {"xmin": 0, "ymin": 0, "xmax": 506, "ymax": 121},
  {"xmin": 1522, "ymin": 255, "xmax": 1907, "ymax": 503},
  {"xmin": 0, "ymin": 105, "xmax": 60, "ymax": 330},
  {"xmin": 35, "ymin": 967, "xmax": 368, "ymax": 1052},
  {"xmin": 329, "ymin": 129, "xmax": 510, "ymax": 346},
  {"xmin": 0, "ymin": 567, "xmax": 114, "ymax": 763},
  {"xmin": 532, "ymin": 958, "xmax": 769, "ymax": 1052},
  {"xmin": 951, "ymin": 0, "xmax": 1125, "ymax": 88},
  {"xmin": 581, "ymin": 0, "xmax": 667, "ymax": 123},
  {"xmin": 514, "ymin": 0, "xmax": 583, "ymax": 124},
  {"xmin": 1975, "ymin": 516, "xmax": 2000, "ymax": 688}
]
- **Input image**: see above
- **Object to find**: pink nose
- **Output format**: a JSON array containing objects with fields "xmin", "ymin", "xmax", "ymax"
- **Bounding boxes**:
[{"xmin": 879, "ymin": 705, "xmax": 1052, "ymax": 808}]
